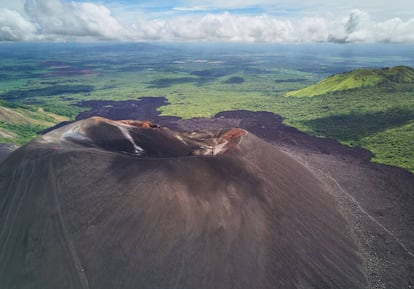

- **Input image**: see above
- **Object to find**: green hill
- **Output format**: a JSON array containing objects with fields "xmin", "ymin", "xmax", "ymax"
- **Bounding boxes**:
[
  {"xmin": 0, "ymin": 101, "xmax": 68, "ymax": 144},
  {"xmin": 287, "ymin": 66, "xmax": 414, "ymax": 97},
  {"xmin": 280, "ymin": 66, "xmax": 414, "ymax": 172}
]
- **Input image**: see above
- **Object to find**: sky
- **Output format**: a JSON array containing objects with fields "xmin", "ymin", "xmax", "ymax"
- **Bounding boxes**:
[{"xmin": 0, "ymin": 0, "xmax": 413, "ymax": 43}]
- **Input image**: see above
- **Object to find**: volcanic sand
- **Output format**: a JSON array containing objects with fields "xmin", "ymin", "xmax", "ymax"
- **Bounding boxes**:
[{"xmin": 0, "ymin": 97, "xmax": 413, "ymax": 288}]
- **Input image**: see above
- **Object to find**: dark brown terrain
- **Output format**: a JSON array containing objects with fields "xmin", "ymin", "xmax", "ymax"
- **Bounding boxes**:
[
  {"xmin": 0, "ymin": 143, "xmax": 19, "ymax": 163},
  {"xmin": 0, "ymin": 97, "xmax": 413, "ymax": 289}
]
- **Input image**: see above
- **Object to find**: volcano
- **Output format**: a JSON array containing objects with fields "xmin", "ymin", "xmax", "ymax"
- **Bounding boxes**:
[{"xmin": 0, "ymin": 116, "xmax": 385, "ymax": 288}]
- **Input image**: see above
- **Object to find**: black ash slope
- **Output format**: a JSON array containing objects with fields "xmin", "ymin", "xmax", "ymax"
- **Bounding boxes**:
[{"xmin": 0, "ymin": 117, "xmax": 365, "ymax": 289}]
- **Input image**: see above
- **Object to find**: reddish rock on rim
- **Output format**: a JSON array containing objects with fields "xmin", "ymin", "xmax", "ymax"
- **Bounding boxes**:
[{"xmin": 0, "ymin": 117, "xmax": 412, "ymax": 289}]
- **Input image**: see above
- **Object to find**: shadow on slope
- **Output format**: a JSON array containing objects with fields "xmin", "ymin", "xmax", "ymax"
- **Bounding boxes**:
[
  {"xmin": 146, "ymin": 77, "xmax": 199, "ymax": 88},
  {"xmin": 304, "ymin": 108, "xmax": 414, "ymax": 143}
]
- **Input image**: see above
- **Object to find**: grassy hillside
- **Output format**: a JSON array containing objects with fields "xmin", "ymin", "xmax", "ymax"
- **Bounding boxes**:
[
  {"xmin": 360, "ymin": 121, "xmax": 414, "ymax": 170},
  {"xmin": 286, "ymin": 66, "xmax": 414, "ymax": 97},
  {"xmin": 0, "ymin": 101, "xmax": 69, "ymax": 144},
  {"xmin": 279, "ymin": 67, "xmax": 414, "ymax": 172}
]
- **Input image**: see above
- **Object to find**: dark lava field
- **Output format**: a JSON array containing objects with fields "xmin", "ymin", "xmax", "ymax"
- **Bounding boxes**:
[{"xmin": 0, "ymin": 97, "xmax": 413, "ymax": 289}]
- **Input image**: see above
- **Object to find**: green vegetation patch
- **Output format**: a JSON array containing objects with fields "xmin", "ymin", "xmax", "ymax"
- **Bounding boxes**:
[
  {"xmin": 223, "ymin": 76, "xmax": 245, "ymax": 84},
  {"xmin": 147, "ymin": 77, "xmax": 199, "ymax": 88},
  {"xmin": 0, "ymin": 99, "xmax": 70, "ymax": 143},
  {"xmin": 287, "ymin": 69, "xmax": 382, "ymax": 97},
  {"xmin": 287, "ymin": 66, "xmax": 414, "ymax": 97},
  {"xmin": 191, "ymin": 68, "xmax": 236, "ymax": 78},
  {"xmin": 382, "ymin": 65, "xmax": 414, "ymax": 82},
  {"xmin": 0, "ymin": 121, "xmax": 47, "ymax": 144},
  {"xmin": 360, "ymin": 121, "xmax": 414, "ymax": 172},
  {"xmin": 2, "ymin": 85, "xmax": 94, "ymax": 100}
]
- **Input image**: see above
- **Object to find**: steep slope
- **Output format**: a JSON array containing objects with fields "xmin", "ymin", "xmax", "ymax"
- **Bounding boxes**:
[
  {"xmin": 0, "ymin": 117, "xmax": 365, "ymax": 289},
  {"xmin": 287, "ymin": 66, "xmax": 414, "ymax": 97},
  {"xmin": 0, "ymin": 101, "xmax": 69, "ymax": 143},
  {"xmin": 0, "ymin": 143, "xmax": 19, "ymax": 163}
]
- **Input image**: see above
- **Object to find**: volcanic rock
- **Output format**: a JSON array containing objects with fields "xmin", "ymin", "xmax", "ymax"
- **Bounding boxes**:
[{"xmin": 0, "ymin": 117, "xmax": 366, "ymax": 289}]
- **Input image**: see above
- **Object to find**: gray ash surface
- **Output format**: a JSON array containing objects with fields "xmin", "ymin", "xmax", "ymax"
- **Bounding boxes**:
[{"xmin": 19, "ymin": 97, "xmax": 414, "ymax": 289}]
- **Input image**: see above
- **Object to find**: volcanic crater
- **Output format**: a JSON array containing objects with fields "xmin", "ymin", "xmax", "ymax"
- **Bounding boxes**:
[
  {"xmin": 0, "ymin": 116, "xmax": 369, "ymax": 289},
  {"xmin": 1, "ymin": 98, "xmax": 413, "ymax": 289}
]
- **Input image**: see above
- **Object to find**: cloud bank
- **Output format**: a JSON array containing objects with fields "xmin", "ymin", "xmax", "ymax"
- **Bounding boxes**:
[
  {"xmin": 1, "ymin": 0, "xmax": 414, "ymax": 43},
  {"xmin": 24, "ymin": 0, "xmax": 130, "ymax": 40},
  {"xmin": 0, "ymin": 8, "xmax": 36, "ymax": 40}
]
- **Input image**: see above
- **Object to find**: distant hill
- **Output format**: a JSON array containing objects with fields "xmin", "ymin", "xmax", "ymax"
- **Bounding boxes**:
[
  {"xmin": 0, "ymin": 101, "xmax": 68, "ymax": 143},
  {"xmin": 281, "ymin": 66, "xmax": 414, "ymax": 172},
  {"xmin": 286, "ymin": 66, "xmax": 414, "ymax": 97}
]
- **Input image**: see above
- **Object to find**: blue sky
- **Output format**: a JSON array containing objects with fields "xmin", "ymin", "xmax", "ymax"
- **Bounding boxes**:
[
  {"xmin": 88, "ymin": 0, "xmax": 412, "ymax": 19},
  {"xmin": 1, "ymin": 0, "xmax": 413, "ymax": 42}
]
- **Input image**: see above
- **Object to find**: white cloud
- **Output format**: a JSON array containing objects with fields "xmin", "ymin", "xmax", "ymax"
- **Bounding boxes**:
[
  {"xmin": 0, "ymin": 0, "xmax": 26, "ymax": 14},
  {"xmin": 131, "ymin": 11, "xmax": 414, "ymax": 43},
  {"xmin": 0, "ymin": 0, "xmax": 414, "ymax": 43},
  {"xmin": 341, "ymin": 10, "xmax": 414, "ymax": 43},
  {"xmin": 24, "ymin": 0, "xmax": 130, "ymax": 40},
  {"xmin": 0, "ymin": 8, "xmax": 36, "ymax": 40},
  {"xmin": 132, "ymin": 14, "xmax": 301, "ymax": 42}
]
